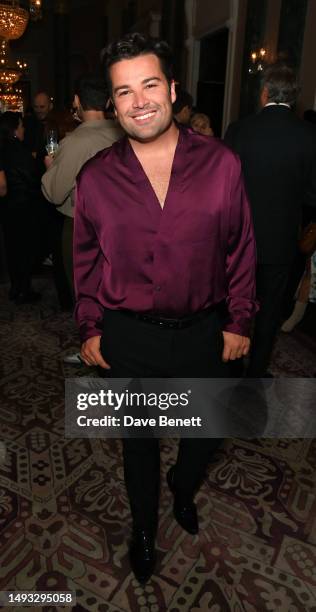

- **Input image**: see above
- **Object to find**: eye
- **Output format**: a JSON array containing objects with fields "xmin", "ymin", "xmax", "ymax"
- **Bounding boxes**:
[
  {"xmin": 117, "ymin": 90, "xmax": 130, "ymax": 97},
  {"xmin": 145, "ymin": 83, "xmax": 157, "ymax": 89}
]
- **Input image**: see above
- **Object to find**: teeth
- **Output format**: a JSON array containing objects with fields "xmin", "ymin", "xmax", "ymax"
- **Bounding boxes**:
[{"xmin": 134, "ymin": 112, "xmax": 155, "ymax": 121}]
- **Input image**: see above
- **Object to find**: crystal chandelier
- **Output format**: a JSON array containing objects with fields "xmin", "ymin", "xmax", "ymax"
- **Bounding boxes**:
[
  {"xmin": 0, "ymin": 37, "xmax": 27, "ymax": 84},
  {"xmin": 0, "ymin": 83, "xmax": 23, "ymax": 110},
  {"xmin": 0, "ymin": 1, "xmax": 42, "ymax": 41},
  {"xmin": 0, "ymin": 2, "xmax": 29, "ymax": 40}
]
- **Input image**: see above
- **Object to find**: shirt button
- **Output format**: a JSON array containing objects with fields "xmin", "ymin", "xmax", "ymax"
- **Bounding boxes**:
[{"xmin": 155, "ymin": 285, "xmax": 161, "ymax": 292}]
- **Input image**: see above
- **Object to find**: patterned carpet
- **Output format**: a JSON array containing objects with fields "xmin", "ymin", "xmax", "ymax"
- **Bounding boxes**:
[{"xmin": 0, "ymin": 276, "xmax": 316, "ymax": 612}]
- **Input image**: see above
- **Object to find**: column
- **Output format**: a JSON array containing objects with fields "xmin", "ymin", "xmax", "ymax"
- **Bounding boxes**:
[
  {"xmin": 54, "ymin": 0, "xmax": 70, "ymax": 109},
  {"xmin": 161, "ymin": 0, "xmax": 185, "ymax": 81}
]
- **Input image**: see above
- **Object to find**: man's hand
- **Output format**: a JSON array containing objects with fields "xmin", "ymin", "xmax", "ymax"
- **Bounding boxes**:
[
  {"xmin": 44, "ymin": 155, "xmax": 54, "ymax": 169},
  {"xmin": 80, "ymin": 335, "xmax": 110, "ymax": 369},
  {"xmin": 222, "ymin": 331, "xmax": 250, "ymax": 362}
]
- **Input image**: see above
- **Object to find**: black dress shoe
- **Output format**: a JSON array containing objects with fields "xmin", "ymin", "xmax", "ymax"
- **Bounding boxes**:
[
  {"xmin": 167, "ymin": 466, "xmax": 199, "ymax": 535},
  {"xmin": 129, "ymin": 529, "xmax": 156, "ymax": 584}
]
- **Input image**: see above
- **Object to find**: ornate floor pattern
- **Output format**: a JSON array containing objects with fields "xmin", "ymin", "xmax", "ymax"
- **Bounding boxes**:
[{"xmin": 0, "ymin": 277, "xmax": 316, "ymax": 612}]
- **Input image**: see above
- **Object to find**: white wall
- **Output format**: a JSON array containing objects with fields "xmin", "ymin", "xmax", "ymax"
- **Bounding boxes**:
[
  {"xmin": 194, "ymin": 0, "xmax": 230, "ymax": 37},
  {"xmin": 188, "ymin": 0, "xmax": 247, "ymax": 133}
]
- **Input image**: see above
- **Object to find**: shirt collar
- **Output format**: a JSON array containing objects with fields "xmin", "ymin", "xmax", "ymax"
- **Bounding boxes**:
[
  {"xmin": 117, "ymin": 122, "xmax": 185, "ymax": 186},
  {"xmin": 264, "ymin": 102, "xmax": 291, "ymax": 108}
]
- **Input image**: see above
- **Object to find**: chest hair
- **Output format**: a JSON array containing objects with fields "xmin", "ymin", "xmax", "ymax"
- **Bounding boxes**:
[{"xmin": 140, "ymin": 154, "xmax": 174, "ymax": 209}]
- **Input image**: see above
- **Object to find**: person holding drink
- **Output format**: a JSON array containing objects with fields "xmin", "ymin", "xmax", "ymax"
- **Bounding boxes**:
[{"xmin": 45, "ymin": 129, "xmax": 59, "ymax": 158}]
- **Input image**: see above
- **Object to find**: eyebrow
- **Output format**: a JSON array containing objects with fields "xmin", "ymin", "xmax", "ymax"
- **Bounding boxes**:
[{"xmin": 113, "ymin": 76, "xmax": 162, "ymax": 95}]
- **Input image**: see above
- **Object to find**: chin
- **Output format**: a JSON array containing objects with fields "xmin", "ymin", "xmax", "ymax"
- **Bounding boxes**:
[
  {"xmin": 127, "ymin": 127, "xmax": 158, "ymax": 141},
  {"xmin": 136, "ymin": 130, "xmax": 160, "ymax": 141},
  {"xmin": 128, "ymin": 121, "xmax": 172, "ymax": 143}
]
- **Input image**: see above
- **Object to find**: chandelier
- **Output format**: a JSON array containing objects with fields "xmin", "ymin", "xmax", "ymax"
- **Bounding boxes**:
[
  {"xmin": 248, "ymin": 48, "xmax": 267, "ymax": 74},
  {"xmin": 0, "ymin": 37, "xmax": 27, "ymax": 84},
  {"xmin": 29, "ymin": 0, "xmax": 42, "ymax": 21},
  {"xmin": 0, "ymin": 1, "xmax": 42, "ymax": 41},
  {"xmin": 0, "ymin": 83, "xmax": 23, "ymax": 110}
]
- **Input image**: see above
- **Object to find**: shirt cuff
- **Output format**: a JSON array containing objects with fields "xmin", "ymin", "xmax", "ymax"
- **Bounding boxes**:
[
  {"xmin": 223, "ymin": 297, "xmax": 259, "ymax": 337},
  {"xmin": 79, "ymin": 320, "xmax": 104, "ymax": 343},
  {"xmin": 222, "ymin": 320, "xmax": 252, "ymax": 338}
]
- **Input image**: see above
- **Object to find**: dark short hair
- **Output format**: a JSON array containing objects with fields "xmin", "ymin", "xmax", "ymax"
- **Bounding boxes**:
[
  {"xmin": 173, "ymin": 89, "xmax": 193, "ymax": 114},
  {"xmin": 261, "ymin": 62, "xmax": 299, "ymax": 106},
  {"xmin": 0, "ymin": 111, "xmax": 22, "ymax": 142},
  {"xmin": 102, "ymin": 32, "xmax": 174, "ymax": 92},
  {"xmin": 73, "ymin": 74, "xmax": 108, "ymax": 112}
]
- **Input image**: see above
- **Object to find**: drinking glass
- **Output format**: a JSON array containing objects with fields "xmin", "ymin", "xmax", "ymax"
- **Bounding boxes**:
[{"xmin": 46, "ymin": 129, "xmax": 58, "ymax": 156}]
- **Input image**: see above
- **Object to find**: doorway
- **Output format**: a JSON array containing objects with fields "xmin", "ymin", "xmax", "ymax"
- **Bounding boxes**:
[{"xmin": 196, "ymin": 28, "xmax": 229, "ymax": 137}]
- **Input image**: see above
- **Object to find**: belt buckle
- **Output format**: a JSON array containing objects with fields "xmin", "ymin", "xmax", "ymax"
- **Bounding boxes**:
[{"xmin": 154, "ymin": 316, "xmax": 178, "ymax": 328}]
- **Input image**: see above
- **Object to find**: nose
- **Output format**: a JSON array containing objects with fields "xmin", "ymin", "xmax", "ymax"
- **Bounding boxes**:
[{"xmin": 132, "ymin": 89, "xmax": 148, "ymax": 109}]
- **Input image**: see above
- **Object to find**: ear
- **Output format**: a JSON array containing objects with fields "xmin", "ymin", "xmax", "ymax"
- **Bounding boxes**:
[
  {"xmin": 73, "ymin": 94, "xmax": 80, "ymax": 109},
  {"xmin": 112, "ymin": 100, "xmax": 117, "ymax": 117},
  {"xmin": 170, "ymin": 80, "xmax": 176, "ymax": 104}
]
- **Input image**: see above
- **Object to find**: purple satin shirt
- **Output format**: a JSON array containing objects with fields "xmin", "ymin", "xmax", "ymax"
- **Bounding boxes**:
[{"xmin": 74, "ymin": 126, "xmax": 258, "ymax": 342}]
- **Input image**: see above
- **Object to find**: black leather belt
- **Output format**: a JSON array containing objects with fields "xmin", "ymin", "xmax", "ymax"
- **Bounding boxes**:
[{"xmin": 119, "ymin": 306, "xmax": 215, "ymax": 329}]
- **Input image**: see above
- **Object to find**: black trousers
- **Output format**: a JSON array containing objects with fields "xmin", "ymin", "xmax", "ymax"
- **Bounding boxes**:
[
  {"xmin": 100, "ymin": 308, "xmax": 228, "ymax": 531},
  {"xmin": 44, "ymin": 206, "xmax": 73, "ymax": 309},
  {"xmin": 3, "ymin": 206, "xmax": 37, "ymax": 296},
  {"xmin": 247, "ymin": 263, "xmax": 291, "ymax": 376}
]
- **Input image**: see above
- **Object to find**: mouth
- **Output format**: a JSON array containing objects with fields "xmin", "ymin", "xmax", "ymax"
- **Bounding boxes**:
[{"xmin": 132, "ymin": 111, "xmax": 156, "ymax": 123}]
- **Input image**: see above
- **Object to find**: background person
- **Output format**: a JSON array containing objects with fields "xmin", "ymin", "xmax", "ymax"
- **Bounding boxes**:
[
  {"xmin": 24, "ymin": 91, "xmax": 74, "ymax": 310},
  {"xmin": 281, "ymin": 257, "xmax": 313, "ymax": 332},
  {"xmin": 225, "ymin": 63, "xmax": 316, "ymax": 377},
  {"xmin": 172, "ymin": 88, "xmax": 193, "ymax": 125},
  {"xmin": 24, "ymin": 91, "xmax": 54, "ymax": 161},
  {"xmin": 190, "ymin": 112, "xmax": 214, "ymax": 136},
  {"xmin": 42, "ymin": 74, "xmax": 123, "ymax": 363},
  {"xmin": 0, "ymin": 112, "xmax": 42, "ymax": 303}
]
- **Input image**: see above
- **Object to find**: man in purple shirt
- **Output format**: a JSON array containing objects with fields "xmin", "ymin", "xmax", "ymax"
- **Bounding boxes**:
[{"xmin": 74, "ymin": 33, "xmax": 257, "ymax": 583}]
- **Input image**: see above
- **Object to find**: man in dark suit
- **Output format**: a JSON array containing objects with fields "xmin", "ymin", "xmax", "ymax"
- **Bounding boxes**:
[
  {"xmin": 24, "ymin": 92, "xmax": 72, "ymax": 309},
  {"xmin": 225, "ymin": 63, "xmax": 316, "ymax": 376}
]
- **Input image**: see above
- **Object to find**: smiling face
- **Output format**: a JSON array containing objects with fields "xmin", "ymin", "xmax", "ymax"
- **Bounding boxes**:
[{"xmin": 110, "ymin": 53, "xmax": 176, "ymax": 143}]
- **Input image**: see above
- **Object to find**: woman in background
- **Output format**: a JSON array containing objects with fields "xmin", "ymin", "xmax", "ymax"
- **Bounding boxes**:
[
  {"xmin": 281, "ymin": 252, "xmax": 316, "ymax": 332},
  {"xmin": 190, "ymin": 112, "xmax": 214, "ymax": 136},
  {"xmin": 0, "ymin": 111, "xmax": 42, "ymax": 303}
]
